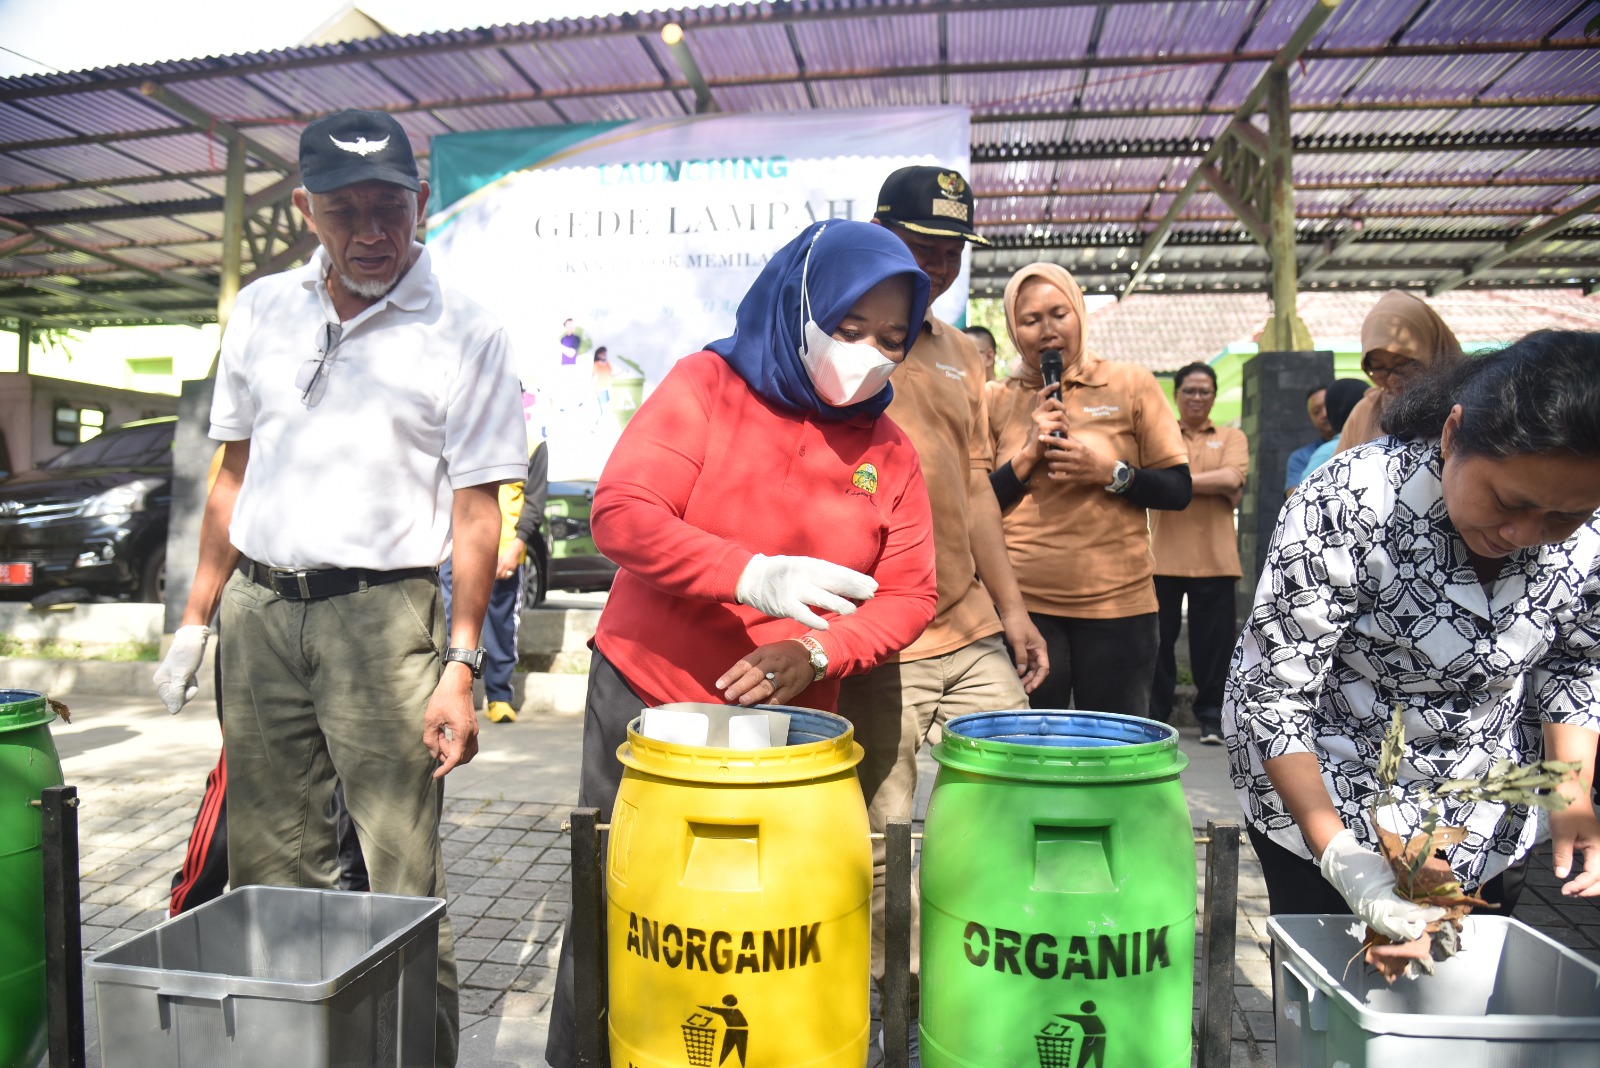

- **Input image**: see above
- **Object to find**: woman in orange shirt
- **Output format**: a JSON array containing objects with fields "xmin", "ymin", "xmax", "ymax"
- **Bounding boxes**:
[
  {"xmin": 987, "ymin": 263, "xmax": 1191, "ymax": 714},
  {"xmin": 1336, "ymin": 289, "xmax": 1464, "ymax": 453}
]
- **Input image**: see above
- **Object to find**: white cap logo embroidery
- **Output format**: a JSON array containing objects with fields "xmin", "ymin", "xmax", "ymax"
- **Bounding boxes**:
[{"xmin": 330, "ymin": 134, "xmax": 389, "ymax": 157}]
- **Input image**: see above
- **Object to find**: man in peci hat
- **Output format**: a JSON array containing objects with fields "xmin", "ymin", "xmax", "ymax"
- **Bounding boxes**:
[
  {"xmin": 153, "ymin": 108, "xmax": 527, "ymax": 1066},
  {"xmin": 837, "ymin": 165, "xmax": 1049, "ymax": 1061}
]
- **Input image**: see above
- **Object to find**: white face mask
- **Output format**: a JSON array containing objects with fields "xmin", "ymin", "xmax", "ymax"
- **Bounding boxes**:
[{"xmin": 796, "ymin": 225, "xmax": 898, "ymax": 407}]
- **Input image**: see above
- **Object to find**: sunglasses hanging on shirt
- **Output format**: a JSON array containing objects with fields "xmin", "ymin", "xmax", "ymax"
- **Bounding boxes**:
[{"xmin": 296, "ymin": 321, "xmax": 344, "ymax": 406}]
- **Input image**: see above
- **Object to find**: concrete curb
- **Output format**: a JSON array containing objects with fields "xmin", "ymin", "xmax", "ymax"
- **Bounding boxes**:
[{"xmin": 0, "ymin": 657, "xmax": 589, "ymax": 717}]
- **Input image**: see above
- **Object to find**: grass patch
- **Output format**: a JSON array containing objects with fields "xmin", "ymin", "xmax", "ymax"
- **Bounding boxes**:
[{"xmin": 0, "ymin": 634, "xmax": 159, "ymax": 661}]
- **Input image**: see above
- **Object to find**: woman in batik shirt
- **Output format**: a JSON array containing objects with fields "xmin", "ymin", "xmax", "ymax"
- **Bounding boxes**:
[{"xmin": 1226, "ymin": 329, "xmax": 1600, "ymax": 944}]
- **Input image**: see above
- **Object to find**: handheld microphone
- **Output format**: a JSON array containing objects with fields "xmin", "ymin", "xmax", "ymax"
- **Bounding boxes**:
[{"xmin": 1039, "ymin": 349, "xmax": 1065, "ymax": 438}]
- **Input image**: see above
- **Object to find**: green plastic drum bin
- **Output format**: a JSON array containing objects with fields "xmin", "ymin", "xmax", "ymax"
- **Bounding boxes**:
[
  {"xmin": 0, "ymin": 689, "xmax": 64, "ymax": 1068},
  {"xmin": 920, "ymin": 710, "xmax": 1195, "ymax": 1067}
]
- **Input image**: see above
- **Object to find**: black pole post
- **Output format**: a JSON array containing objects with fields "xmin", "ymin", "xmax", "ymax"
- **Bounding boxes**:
[
  {"xmin": 41, "ymin": 785, "xmax": 86, "ymax": 1068},
  {"xmin": 570, "ymin": 807, "xmax": 606, "ymax": 1066},
  {"xmin": 882, "ymin": 818, "xmax": 913, "ymax": 1068},
  {"xmin": 1199, "ymin": 820, "xmax": 1240, "ymax": 1068}
]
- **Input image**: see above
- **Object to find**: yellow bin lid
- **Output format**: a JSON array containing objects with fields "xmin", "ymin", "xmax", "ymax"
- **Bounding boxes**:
[{"xmin": 618, "ymin": 704, "xmax": 863, "ymax": 784}]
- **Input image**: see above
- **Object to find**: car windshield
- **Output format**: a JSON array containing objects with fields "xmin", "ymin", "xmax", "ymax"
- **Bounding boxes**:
[{"xmin": 44, "ymin": 424, "xmax": 173, "ymax": 470}]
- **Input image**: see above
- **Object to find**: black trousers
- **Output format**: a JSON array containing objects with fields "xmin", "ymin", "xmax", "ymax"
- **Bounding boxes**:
[
  {"xmin": 1150, "ymin": 575, "xmax": 1238, "ymax": 724},
  {"xmin": 1247, "ymin": 826, "xmax": 1525, "ymax": 917},
  {"xmin": 545, "ymin": 648, "xmax": 645, "ymax": 1068},
  {"xmin": 1026, "ymin": 612, "xmax": 1158, "ymax": 715}
]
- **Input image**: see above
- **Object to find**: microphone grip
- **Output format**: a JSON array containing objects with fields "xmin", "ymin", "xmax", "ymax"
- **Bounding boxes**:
[{"xmin": 1039, "ymin": 349, "xmax": 1066, "ymax": 439}]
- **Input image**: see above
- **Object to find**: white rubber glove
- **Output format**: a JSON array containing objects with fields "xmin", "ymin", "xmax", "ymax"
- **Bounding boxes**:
[
  {"xmin": 1318, "ymin": 828, "xmax": 1447, "ymax": 942},
  {"xmin": 735, "ymin": 554, "xmax": 877, "ymax": 631},
  {"xmin": 153, "ymin": 625, "xmax": 211, "ymax": 715}
]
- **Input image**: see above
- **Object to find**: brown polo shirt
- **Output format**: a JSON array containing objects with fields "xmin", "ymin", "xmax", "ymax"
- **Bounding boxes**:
[
  {"xmin": 1150, "ymin": 420, "xmax": 1248, "ymax": 578},
  {"xmin": 882, "ymin": 315, "xmax": 1003, "ymax": 660},
  {"xmin": 986, "ymin": 353, "xmax": 1187, "ymax": 619}
]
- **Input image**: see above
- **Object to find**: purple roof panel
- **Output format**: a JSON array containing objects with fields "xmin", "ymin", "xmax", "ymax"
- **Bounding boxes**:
[
  {"xmin": 251, "ymin": 65, "xmax": 415, "ymax": 114},
  {"xmin": 1290, "ymin": 57, "xmax": 1369, "ymax": 107},
  {"xmin": 706, "ymin": 83, "xmax": 812, "ymax": 114},
  {"xmin": 556, "ymin": 91, "xmax": 687, "ymax": 123},
  {"xmin": 972, "ymin": 121, "xmax": 1071, "ymax": 150},
  {"xmin": 157, "ymin": 77, "xmax": 296, "ymax": 123},
  {"xmin": 0, "ymin": 154, "xmax": 79, "ymax": 189},
  {"xmin": 1098, "ymin": 1, "xmax": 1261, "ymax": 58},
  {"xmin": 0, "ymin": 101, "xmax": 77, "ymax": 142},
  {"xmin": 1480, "ymin": 50, "xmax": 1600, "ymax": 99},
  {"xmin": 91, "ymin": 215, "xmax": 213, "ymax": 244},
  {"xmin": 1242, "ymin": 0, "xmax": 1324, "ymax": 51},
  {"xmin": 107, "ymin": 132, "xmax": 228, "ymax": 175},
  {"xmin": 1348, "ymin": 53, "xmax": 1520, "ymax": 102},
  {"xmin": 1317, "ymin": 0, "xmax": 1424, "ymax": 48},
  {"xmin": 951, "ymin": 70, "xmax": 1080, "ymax": 111},
  {"xmin": 429, "ymin": 100, "xmax": 572, "ymax": 132},
  {"xmin": 1209, "ymin": 60, "xmax": 1271, "ymax": 109},
  {"xmin": 488, "ymin": 39, "xmax": 647, "ymax": 94},
  {"xmin": 17, "ymin": 89, "xmax": 184, "ymax": 137},
  {"xmin": 808, "ymin": 76, "xmax": 941, "ymax": 110},
  {"xmin": 363, "ymin": 48, "xmax": 536, "ymax": 102},
  {"xmin": 947, "ymin": 5, "xmax": 1095, "ymax": 64},
  {"xmin": 1081, "ymin": 62, "xmax": 1229, "ymax": 111},
  {"xmin": 789, "ymin": 13, "xmax": 941, "ymax": 73},
  {"xmin": 1404, "ymin": 0, "xmax": 1575, "ymax": 44},
  {"xmin": 1444, "ymin": 105, "xmax": 1590, "ymax": 134},
  {"xmin": 14, "ymin": 143, "xmax": 160, "ymax": 184},
  {"xmin": 669, "ymin": 24, "xmax": 797, "ymax": 80}
]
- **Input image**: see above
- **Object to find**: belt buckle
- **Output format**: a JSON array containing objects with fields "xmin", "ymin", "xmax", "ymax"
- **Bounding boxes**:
[{"xmin": 268, "ymin": 566, "xmax": 314, "ymax": 599}]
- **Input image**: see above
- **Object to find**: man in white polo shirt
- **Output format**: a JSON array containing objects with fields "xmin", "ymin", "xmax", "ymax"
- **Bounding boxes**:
[{"xmin": 153, "ymin": 109, "xmax": 526, "ymax": 1067}]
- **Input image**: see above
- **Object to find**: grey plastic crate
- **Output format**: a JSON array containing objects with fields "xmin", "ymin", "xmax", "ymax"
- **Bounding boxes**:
[
  {"xmin": 1270, "ymin": 914, "xmax": 1600, "ymax": 1068},
  {"xmin": 85, "ymin": 886, "xmax": 444, "ymax": 1068}
]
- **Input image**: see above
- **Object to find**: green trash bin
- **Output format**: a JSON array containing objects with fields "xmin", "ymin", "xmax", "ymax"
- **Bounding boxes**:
[
  {"xmin": 611, "ymin": 375, "xmax": 645, "ymax": 430},
  {"xmin": 920, "ymin": 711, "xmax": 1195, "ymax": 1067},
  {"xmin": 0, "ymin": 689, "xmax": 64, "ymax": 1068}
]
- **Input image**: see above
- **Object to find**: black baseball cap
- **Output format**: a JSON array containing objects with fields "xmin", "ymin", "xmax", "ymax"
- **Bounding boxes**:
[
  {"xmin": 874, "ymin": 165, "xmax": 989, "ymax": 245},
  {"xmin": 298, "ymin": 109, "xmax": 420, "ymax": 194}
]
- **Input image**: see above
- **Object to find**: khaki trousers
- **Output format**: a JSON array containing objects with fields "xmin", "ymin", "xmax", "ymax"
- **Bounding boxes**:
[
  {"xmin": 219, "ymin": 569, "xmax": 460, "ymax": 1067},
  {"xmin": 835, "ymin": 632, "xmax": 1028, "ymax": 1001}
]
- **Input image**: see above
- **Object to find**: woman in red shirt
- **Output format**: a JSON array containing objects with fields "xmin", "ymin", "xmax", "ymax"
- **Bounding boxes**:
[{"xmin": 545, "ymin": 220, "xmax": 938, "ymax": 1067}]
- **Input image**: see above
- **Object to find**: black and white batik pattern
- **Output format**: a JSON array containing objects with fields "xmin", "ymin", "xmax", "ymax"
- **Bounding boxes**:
[{"xmin": 1225, "ymin": 437, "xmax": 1600, "ymax": 889}]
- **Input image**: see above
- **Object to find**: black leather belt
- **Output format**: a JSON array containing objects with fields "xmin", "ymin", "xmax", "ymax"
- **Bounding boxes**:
[{"xmin": 237, "ymin": 558, "xmax": 436, "ymax": 601}]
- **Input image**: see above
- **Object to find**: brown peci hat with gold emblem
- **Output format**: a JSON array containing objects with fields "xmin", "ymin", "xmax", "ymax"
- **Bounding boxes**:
[{"xmin": 873, "ymin": 165, "xmax": 990, "ymax": 245}]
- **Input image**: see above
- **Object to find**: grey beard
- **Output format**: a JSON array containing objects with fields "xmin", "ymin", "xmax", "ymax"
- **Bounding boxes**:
[{"xmin": 338, "ymin": 271, "xmax": 399, "ymax": 300}]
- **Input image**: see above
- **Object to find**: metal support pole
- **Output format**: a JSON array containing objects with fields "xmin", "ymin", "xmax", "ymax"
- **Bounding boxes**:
[
  {"xmin": 1263, "ymin": 68, "xmax": 1312, "ymax": 351},
  {"xmin": 42, "ymin": 785, "xmax": 86, "ymax": 1068},
  {"xmin": 1198, "ymin": 820, "xmax": 1240, "ymax": 1068},
  {"xmin": 218, "ymin": 131, "xmax": 247, "ymax": 333},
  {"xmin": 569, "ymin": 807, "xmax": 607, "ymax": 1066},
  {"xmin": 883, "ymin": 817, "xmax": 913, "ymax": 1068},
  {"xmin": 17, "ymin": 317, "xmax": 30, "ymax": 374}
]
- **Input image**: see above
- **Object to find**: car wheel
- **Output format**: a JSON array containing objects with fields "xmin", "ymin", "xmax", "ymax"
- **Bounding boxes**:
[
  {"xmin": 138, "ymin": 546, "xmax": 166, "ymax": 603},
  {"xmin": 522, "ymin": 544, "xmax": 548, "ymax": 606}
]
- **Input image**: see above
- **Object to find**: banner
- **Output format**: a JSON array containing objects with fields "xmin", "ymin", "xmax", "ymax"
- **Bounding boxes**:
[{"xmin": 427, "ymin": 107, "xmax": 971, "ymax": 477}]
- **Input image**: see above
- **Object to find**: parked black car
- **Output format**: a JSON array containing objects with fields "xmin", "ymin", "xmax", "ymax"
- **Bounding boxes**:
[
  {"xmin": 0, "ymin": 416, "xmax": 617, "ymax": 606},
  {"xmin": 524, "ymin": 478, "xmax": 618, "ymax": 604},
  {"xmin": 0, "ymin": 416, "xmax": 175, "ymax": 602}
]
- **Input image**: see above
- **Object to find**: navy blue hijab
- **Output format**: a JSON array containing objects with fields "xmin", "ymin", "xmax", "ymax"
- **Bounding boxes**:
[{"xmin": 707, "ymin": 220, "xmax": 932, "ymax": 421}]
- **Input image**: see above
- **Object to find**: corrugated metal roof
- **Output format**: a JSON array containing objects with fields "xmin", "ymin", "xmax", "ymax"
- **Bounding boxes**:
[{"xmin": 0, "ymin": 0, "xmax": 1594, "ymax": 328}]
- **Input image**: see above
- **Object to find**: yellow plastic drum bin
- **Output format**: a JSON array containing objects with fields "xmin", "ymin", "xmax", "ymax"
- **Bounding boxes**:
[{"xmin": 607, "ymin": 707, "xmax": 870, "ymax": 1067}]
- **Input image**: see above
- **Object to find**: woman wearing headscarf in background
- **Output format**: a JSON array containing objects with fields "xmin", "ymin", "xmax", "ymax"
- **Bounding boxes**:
[
  {"xmin": 545, "ymin": 220, "xmax": 938, "ymax": 1068},
  {"xmin": 1336, "ymin": 289, "xmax": 1465, "ymax": 453},
  {"xmin": 1299, "ymin": 378, "xmax": 1372, "ymax": 481},
  {"xmin": 986, "ymin": 263, "xmax": 1191, "ymax": 715}
]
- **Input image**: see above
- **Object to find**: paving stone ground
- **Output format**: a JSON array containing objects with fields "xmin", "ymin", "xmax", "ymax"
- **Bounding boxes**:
[{"xmin": 38, "ymin": 690, "xmax": 1600, "ymax": 1068}]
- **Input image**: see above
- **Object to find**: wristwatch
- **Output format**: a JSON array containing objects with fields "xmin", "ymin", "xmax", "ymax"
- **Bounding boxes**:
[
  {"xmin": 443, "ymin": 647, "xmax": 486, "ymax": 679},
  {"xmin": 792, "ymin": 634, "xmax": 828, "ymax": 682},
  {"xmin": 1105, "ymin": 460, "xmax": 1134, "ymax": 495}
]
